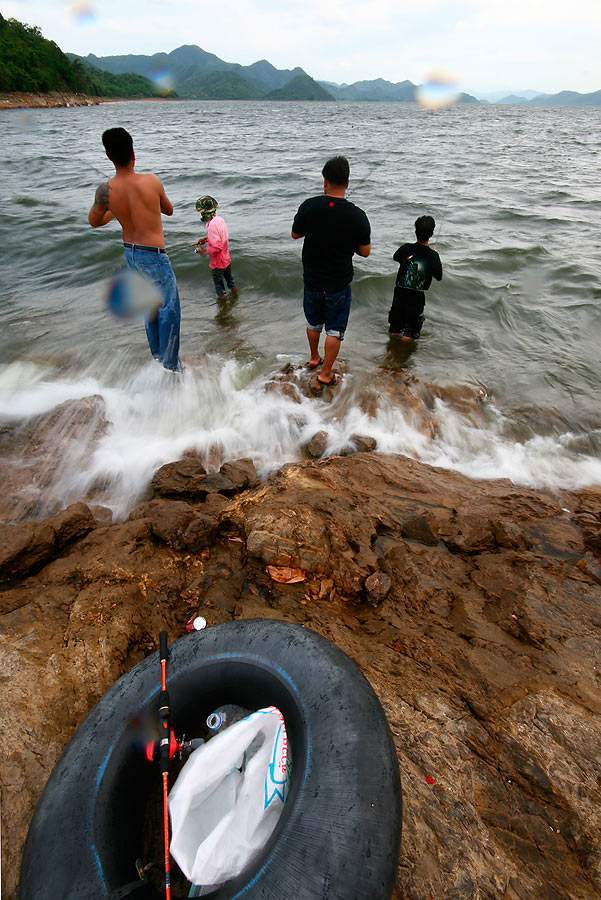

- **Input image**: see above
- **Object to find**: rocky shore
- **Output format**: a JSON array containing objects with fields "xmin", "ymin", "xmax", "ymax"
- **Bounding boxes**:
[
  {"xmin": 1, "ymin": 380, "xmax": 601, "ymax": 898},
  {"xmin": 0, "ymin": 90, "xmax": 103, "ymax": 109},
  {"xmin": 0, "ymin": 91, "xmax": 177, "ymax": 109}
]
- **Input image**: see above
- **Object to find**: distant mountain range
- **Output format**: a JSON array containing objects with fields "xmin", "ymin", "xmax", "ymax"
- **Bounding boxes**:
[
  {"xmin": 476, "ymin": 87, "xmax": 601, "ymax": 106},
  {"xmin": 73, "ymin": 43, "xmax": 601, "ymax": 106},
  {"xmin": 82, "ymin": 45, "xmax": 479, "ymax": 103},
  {"xmin": 82, "ymin": 45, "xmax": 334, "ymax": 101},
  {"xmin": 524, "ymin": 89, "xmax": 601, "ymax": 106}
]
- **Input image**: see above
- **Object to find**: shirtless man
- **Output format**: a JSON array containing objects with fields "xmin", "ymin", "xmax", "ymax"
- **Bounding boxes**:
[{"xmin": 88, "ymin": 127, "xmax": 181, "ymax": 371}]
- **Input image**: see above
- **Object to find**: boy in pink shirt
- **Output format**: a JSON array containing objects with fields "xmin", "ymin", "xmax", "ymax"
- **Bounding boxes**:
[{"xmin": 193, "ymin": 195, "xmax": 237, "ymax": 300}]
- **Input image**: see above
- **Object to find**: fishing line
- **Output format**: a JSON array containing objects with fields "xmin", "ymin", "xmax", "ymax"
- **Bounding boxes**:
[
  {"xmin": 350, "ymin": 152, "xmax": 396, "ymax": 194},
  {"xmin": 86, "ymin": 161, "xmax": 110, "ymax": 181}
]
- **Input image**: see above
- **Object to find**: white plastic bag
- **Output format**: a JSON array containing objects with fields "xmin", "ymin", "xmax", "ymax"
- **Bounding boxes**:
[{"xmin": 168, "ymin": 706, "xmax": 289, "ymax": 887}]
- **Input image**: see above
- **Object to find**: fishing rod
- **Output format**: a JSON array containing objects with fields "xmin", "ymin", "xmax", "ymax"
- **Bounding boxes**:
[
  {"xmin": 158, "ymin": 630, "xmax": 172, "ymax": 900},
  {"xmin": 147, "ymin": 632, "xmax": 203, "ymax": 899}
]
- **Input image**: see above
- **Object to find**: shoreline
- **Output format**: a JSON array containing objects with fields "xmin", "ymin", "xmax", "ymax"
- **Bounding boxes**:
[{"xmin": 0, "ymin": 91, "xmax": 176, "ymax": 110}]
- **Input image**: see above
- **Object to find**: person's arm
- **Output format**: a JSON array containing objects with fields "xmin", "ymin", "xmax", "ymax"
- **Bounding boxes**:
[
  {"xmin": 291, "ymin": 205, "xmax": 305, "ymax": 239},
  {"xmin": 88, "ymin": 181, "xmax": 114, "ymax": 228},
  {"xmin": 355, "ymin": 210, "xmax": 371, "ymax": 257},
  {"xmin": 158, "ymin": 179, "xmax": 173, "ymax": 217},
  {"xmin": 393, "ymin": 244, "xmax": 409, "ymax": 264},
  {"xmin": 432, "ymin": 251, "xmax": 443, "ymax": 281}
]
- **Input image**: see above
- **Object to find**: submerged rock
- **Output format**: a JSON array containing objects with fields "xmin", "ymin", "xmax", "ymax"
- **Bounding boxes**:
[
  {"xmin": 0, "ymin": 396, "xmax": 108, "ymax": 524},
  {"xmin": 219, "ymin": 458, "xmax": 260, "ymax": 490},
  {"xmin": 306, "ymin": 430, "xmax": 328, "ymax": 459},
  {"xmin": 350, "ymin": 433, "xmax": 377, "ymax": 453}
]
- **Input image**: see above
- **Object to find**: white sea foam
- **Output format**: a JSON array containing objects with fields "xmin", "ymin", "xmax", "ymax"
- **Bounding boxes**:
[{"xmin": 1, "ymin": 357, "xmax": 600, "ymax": 521}]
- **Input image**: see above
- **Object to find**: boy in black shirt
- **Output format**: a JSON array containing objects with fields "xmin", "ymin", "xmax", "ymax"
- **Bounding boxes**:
[{"xmin": 388, "ymin": 215, "xmax": 442, "ymax": 340}]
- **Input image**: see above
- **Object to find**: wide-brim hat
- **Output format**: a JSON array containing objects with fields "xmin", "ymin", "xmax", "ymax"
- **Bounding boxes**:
[{"xmin": 195, "ymin": 195, "xmax": 218, "ymax": 219}]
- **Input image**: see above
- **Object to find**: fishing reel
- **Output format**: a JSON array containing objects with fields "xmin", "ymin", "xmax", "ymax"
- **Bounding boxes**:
[{"xmin": 145, "ymin": 731, "xmax": 204, "ymax": 763}]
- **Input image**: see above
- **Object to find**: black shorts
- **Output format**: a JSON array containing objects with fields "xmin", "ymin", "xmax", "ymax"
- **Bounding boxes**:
[{"xmin": 388, "ymin": 286, "xmax": 425, "ymax": 339}]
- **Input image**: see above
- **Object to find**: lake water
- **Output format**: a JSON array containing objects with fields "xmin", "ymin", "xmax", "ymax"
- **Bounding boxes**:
[{"xmin": 1, "ymin": 99, "xmax": 600, "ymax": 520}]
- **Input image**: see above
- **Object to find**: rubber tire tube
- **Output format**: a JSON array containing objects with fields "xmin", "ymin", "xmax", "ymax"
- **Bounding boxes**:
[{"xmin": 19, "ymin": 619, "xmax": 402, "ymax": 899}]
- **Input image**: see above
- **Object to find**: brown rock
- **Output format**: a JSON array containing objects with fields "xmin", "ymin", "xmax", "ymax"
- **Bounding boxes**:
[
  {"xmin": 48, "ymin": 502, "xmax": 95, "ymax": 549},
  {"xmin": 493, "ymin": 519, "xmax": 533, "ymax": 550},
  {"xmin": 203, "ymin": 493, "xmax": 231, "ymax": 516},
  {"xmin": 306, "ymin": 431, "xmax": 328, "ymax": 459},
  {"xmin": 141, "ymin": 500, "xmax": 197, "ymax": 549},
  {"xmin": 219, "ymin": 458, "xmax": 260, "ymax": 490},
  {"xmin": 576, "ymin": 554, "xmax": 601, "ymax": 585},
  {"xmin": 90, "ymin": 505, "xmax": 113, "ymax": 527},
  {"xmin": 201, "ymin": 472, "xmax": 238, "ymax": 496},
  {"xmin": 182, "ymin": 514, "xmax": 220, "ymax": 552},
  {"xmin": 308, "ymin": 375, "xmax": 341, "ymax": 397},
  {"xmin": 0, "ymin": 396, "xmax": 108, "ymax": 523},
  {"xmin": 245, "ymin": 529, "xmax": 327, "ymax": 571},
  {"xmin": 151, "ymin": 458, "xmax": 207, "ymax": 497},
  {"xmin": 442, "ymin": 512, "xmax": 496, "ymax": 553},
  {"xmin": 0, "ymin": 522, "xmax": 56, "ymax": 581},
  {"xmin": 364, "ymin": 570, "xmax": 392, "ymax": 605},
  {"xmin": 351, "ymin": 434, "xmax": 377, "ymax": 453},
  {"xmin": 521, "ymin": 517, "xmax": 585, "ymax": 558},
  {"xmin": 402, "ymin": 510, "xmax": 439, "ymax": 545},
  {"xmin": 581, "ymin": 521, "xmax": 601, "ymax": 557}
]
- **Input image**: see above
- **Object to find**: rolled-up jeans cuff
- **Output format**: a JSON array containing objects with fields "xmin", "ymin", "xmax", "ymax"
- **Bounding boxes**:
[
  {"xmin": 306, "ymin": 321, "xmax": 324, "ymax": 333},
  {"xmin": 325, "ymin": 328, "xmax": 344, "ymax": 340}
]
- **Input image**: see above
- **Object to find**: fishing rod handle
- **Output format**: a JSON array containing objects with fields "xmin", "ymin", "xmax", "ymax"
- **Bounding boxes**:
[
  {"xmin": 159, "ymin": 630, "xmax": 169, "ymax": 662},
  {"xmin": 159, "ymin": 688, "xmax": 171, "ymax": 775}
]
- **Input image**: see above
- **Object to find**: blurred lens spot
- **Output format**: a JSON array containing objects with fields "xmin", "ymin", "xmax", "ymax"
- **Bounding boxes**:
[
  {"xmin": 106, "ymin": 269, "xmax": 162, "ymax": 320},
  {"xmin": 415, "ymin": 70, "xmax": 460, "ymax": 110},
  {"xmin": 69, "ymin": 2, "xmax": 96, "ymax": 25},
  {"xmin": 152, "ymin": 70, "xmax": 175, "ymax": 92},
  {"xmin": 14, "ymin": 109, "xmax": 37, "ymax": 132}
]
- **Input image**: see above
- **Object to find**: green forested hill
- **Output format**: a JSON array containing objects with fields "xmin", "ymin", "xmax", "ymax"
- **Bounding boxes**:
[
  {"xmin": 70, "ymin": 55, "xmax": 173, "ymax": 98},
  {"xmin": 266, "ymin": 73, "xmax": 334, "ymax": 101},
  {"xmin": 0, "ymin": 14, "xmax": 169, "ymax": 97},
  {"xmin": 176, "ymin": 70, "xmax": 264, "ymax": 100},
  {"xmin": 0, "ymin": 14, "xmax": 89, "ymax": 92}
]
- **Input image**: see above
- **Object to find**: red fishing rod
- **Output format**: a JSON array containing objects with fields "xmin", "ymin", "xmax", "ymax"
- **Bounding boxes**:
[
  {"xmin": 145, "ymin": 633, "xmax": 204, "ymax": 898},
  {"xmin": 158, "ymin": 630, "xmax": 172, "ymax": 900}
]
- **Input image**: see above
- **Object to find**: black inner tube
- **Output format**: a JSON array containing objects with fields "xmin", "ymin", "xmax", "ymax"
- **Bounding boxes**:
[{"xmin": 96, "ymin": 659, "xmax": 306, "ymax": 896}]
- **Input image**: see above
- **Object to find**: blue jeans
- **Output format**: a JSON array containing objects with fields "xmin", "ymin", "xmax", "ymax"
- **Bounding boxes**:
[
  {"xmin": 123, "ymin": 245, "xmax": 181, "ymax": 371},
  {"xmin": 211, "ymin": 264, "xmax": 235, "ymax": 297},
  {"xmin": 303, "ymin": 284, "xmax": 351, "ymax": 340}
]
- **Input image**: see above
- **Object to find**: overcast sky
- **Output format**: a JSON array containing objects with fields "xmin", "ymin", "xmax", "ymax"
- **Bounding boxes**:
[{"xmin": 4, "ymin": 0, "xmax": 601, "ymax": 95}]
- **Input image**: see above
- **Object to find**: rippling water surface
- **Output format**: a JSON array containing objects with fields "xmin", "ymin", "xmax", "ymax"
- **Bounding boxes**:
[{"xmin": 1, "ymin": 100, "xmax": 600, "ymax": 518}]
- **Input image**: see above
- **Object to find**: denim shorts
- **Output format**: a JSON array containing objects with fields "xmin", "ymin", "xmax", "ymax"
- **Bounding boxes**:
[{"xmin": 303, "ymin": 284, "xmax": 352, "ymax": 340}]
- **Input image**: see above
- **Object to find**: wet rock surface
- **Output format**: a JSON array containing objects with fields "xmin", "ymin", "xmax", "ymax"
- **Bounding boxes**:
[
  {"xmin": 1, "ymin": 452, "xmax": 601, "ymax": 899},
  {"xmin": 0, "ymin": 396, "xmax": 108, "ymax": 522}
]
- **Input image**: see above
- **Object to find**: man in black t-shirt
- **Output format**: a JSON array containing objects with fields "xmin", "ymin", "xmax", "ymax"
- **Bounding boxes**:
[
  {"xmin": 292, "ymin": 156, "xmax": 371, "ymax": 385},
  {"xmin": 388, "ymin": 215, "xmax": 442, "ymax": 341}
]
